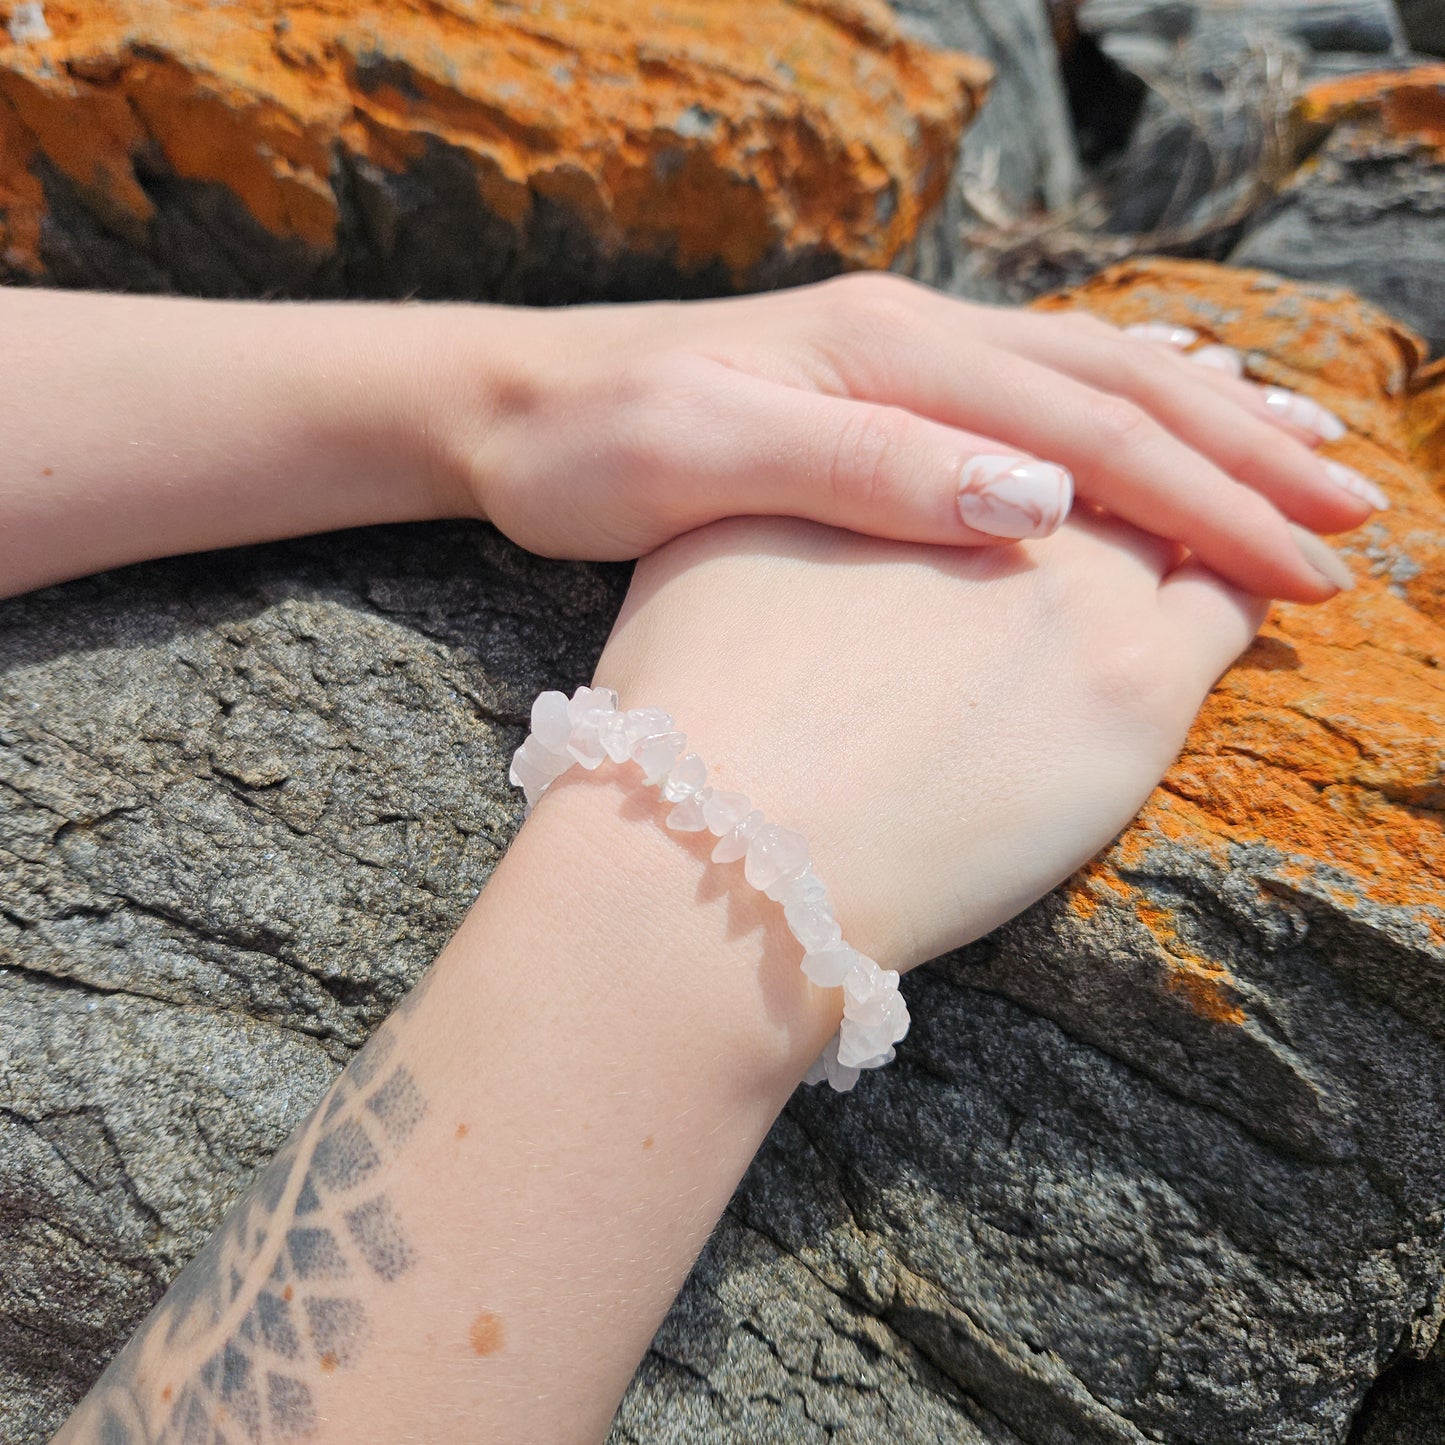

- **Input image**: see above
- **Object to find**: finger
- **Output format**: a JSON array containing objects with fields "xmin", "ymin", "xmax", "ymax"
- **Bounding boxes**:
[
  {"xmin": 1156, "ymin": 558, "xmax": 1271, "ymax": 688},
  {"xmin": 823, "ymin": 337, "xmax": 1356, "ymax": 603},
  {"xmin": 1140, "ymin": 348, "xmax": 1389, "ymax": 510},
  {"xmin": 688, "ymin": 376, "xmax": 1073, "ymax": 546},
  {"xmin": 987, "ymin": 313, "xmax": 1385, "ymax": 532},
  {"xmin": 1126, "ymin": 328, "xmax": 1356, "ymax": 453},
  {"xmin": 1128, "ymin": 326, "xmax": 1322, "ymax": 442},
  {"xmin": 1064, "ymin": 505, "xmax": 1187, "ymax": 582}
]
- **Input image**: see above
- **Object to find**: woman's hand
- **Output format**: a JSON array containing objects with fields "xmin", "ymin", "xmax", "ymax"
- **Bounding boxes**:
[
  {"xmin": 47, "ymin": 519, "xmax": 1271, "ymax": 1445},
  {"xmin": 586, "ymin": 511, "xmax": 1268, "ymax": 975},
  {"xmin": 0, "ymin": 279, "xmax": 1373, "ymax": 602},
  {"xmin": 423, "ymin": 272, "xmax": 1377, "ymax": 601}
]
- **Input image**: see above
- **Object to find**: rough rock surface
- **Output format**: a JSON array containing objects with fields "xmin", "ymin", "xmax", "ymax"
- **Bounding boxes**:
[
  {"xmin": 0, "ymin": 528, "xmax": 631, "ymax": 1441},
  {"xmin": 1398, "ymin": 0, "xmax": 1445, "ymax": 57},
  {"xmin": 0, "ymin": 0, "xmax": 987, "ymax": 301},
  {"xmin": 1233, "ymin": 65, "xmax": 1445, "ymax": 356},
  {"xmin": 1080, "ymin": 0, "xmax": 1411, "ymax": 68},
  {"xmin": 3, "ymin": 258, "xmax": 1443, "ymax": 1444},
  {"xmin": 1078, "ymin": 0, "xmax": 1415, "ymax": 246},
  {"xmin": 888, "ymin": 0, "xmax": 1082, "ymax": 297}
]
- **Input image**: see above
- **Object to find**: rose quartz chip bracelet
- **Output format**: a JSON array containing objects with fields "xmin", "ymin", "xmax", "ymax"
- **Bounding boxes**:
[{"xmin": 508, "ymin": 685, "xmax": 910, "ymax": 1091}]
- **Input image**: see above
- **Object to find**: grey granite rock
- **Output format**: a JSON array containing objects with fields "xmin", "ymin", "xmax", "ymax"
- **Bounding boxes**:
[
  {"xmin": 1348, "ymin": 1333, "xmax": 1445, "ymax": 1444},
  {"xmin": 891, "ymin": 0, "xmax": 1083, "ymax": 298},
  {"xmin": 0, "ymin": 525, "xmax": 627, "ymax": 1443},
  {"xmin": 4, "ymin": 495, "xmax": 1442, "ymax": 1443},
  {"xmin": 1080, "ymin": 0, "xmax": 1411, "ymax": 62},
  {"xmin": 1397, "ymin": 0, "xmax": 1445, "ymax": 55},
  {"xmin": 1078, "ymin": 0, "xmax": 1417, "ymax": 248},
  {"xmin": 1231, "ymin": 117, "xmax": 1445, "ymax": 357}
]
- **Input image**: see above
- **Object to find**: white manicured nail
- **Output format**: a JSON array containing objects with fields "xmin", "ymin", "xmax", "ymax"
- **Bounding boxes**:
[
  {"xmin": 1190, "ymin": 344, "xmax": 1246, "ymax": 377},
  {"xmin": 1262, "ymin": 387, "xmax": 1347, "ymax": 441},
  {"xmin": 957, "ymin": 455, "xmax": 1073, "ymax": 539},
  {"xmin": 1322, "ymin": 460, "xmax": 1389, "ymax": 510},
  {"xmin": 1125, "ymin": 322, "xmax": 1199, "ymax": 348},
  {"xmin": 1289, "ymin": 524, "xmax": 1355, "ymax": 592}
]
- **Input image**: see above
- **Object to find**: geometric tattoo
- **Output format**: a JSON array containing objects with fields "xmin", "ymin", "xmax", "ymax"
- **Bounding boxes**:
[{"xmin": 69, "ymin": 1027, "xmax": 426, "ymax": 1443}]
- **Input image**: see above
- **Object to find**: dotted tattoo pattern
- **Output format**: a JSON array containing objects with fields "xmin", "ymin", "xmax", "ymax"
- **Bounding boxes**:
[{"xmin": 80, "ymin": 1027, "xmax": 428, "ymax": 1444}]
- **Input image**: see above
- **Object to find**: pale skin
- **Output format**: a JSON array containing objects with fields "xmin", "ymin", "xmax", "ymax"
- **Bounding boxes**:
[
  {"xmin": 1, "ymin": 273, "xmax": 1379, "ymax": 602},
  {"xmin": 52, "ymin": 515, "xmax": 1267, "ymax": 1445},
  {"xmin": 4, "ymin": 274, "xmax": 1370, "ymax": 1441}
]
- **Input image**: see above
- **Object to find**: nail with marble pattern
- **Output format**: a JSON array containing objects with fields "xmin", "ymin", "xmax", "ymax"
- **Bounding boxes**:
[
  {"xmin": 1262, "ymin": 387, "xmax": 1347, "ymax": 441},
  {"xmin": 1189, "ymin": 343, "xmax": 1246, "ymax": 377},
  {"xmin": 957, "ymin": 455, "xmax": 1073, "ymax": 540},
  {"xmin": 1322, "ymin": 460, "xmax": 1389, "ymax": 511},
  {"xmin": 1125, "ymin": 322, "xmax": 1199, "ymax": 348}
]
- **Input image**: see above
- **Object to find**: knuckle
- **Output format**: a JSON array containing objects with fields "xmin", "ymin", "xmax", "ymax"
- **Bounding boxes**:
[
  {"xmin": 1225, "ymin": 482, "xmax": 1286, "ymax": 538},
  {"xmin": 1083, "ymin": 631, "xmax": 1191, "ymax": 727},
  {"xmin": 1213, "ymin": 427, "xmax": 1298, "ymax": 487},
  {"xmin": 1102, "ymin": 343, "xmax": 1158, "ymax": 393},
  {"xmin": 825, "ymin": 269, "xmax": 917, "ymax": 307},
  {"xmin": 1062, "ymin": 309, "xmax": 1118, "ymax": 339},
  {"xmin": 1089, "ymin": 396, "xmax": 1155, "ymax": 450},
  {"xmin": 600, "ymin": 361, "xmax": 700, "ymax": 475},
  {"xmin": 829, "ymin": 405, "xmax": 912, "ymax": 510},
  {"xmin": 820, "ymin": 271, "xmax": 923, "ymax": 345}
]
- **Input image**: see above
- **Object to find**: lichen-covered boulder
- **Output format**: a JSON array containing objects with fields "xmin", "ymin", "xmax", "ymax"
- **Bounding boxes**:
[
  {"xmin": 616, "ymin": 260, "xmax": 1445, "ymax": 1445},
  {"xmin": 2, "ymin": 258, "xmax": 1442, "ymax": 1443},
  {"xmin": 1233, "ymin": 65, "xmax": 1445, "ymax": 354},
  {"xmin": 0, "ymin": 0, "xmax": 988, "ymax": 302}
]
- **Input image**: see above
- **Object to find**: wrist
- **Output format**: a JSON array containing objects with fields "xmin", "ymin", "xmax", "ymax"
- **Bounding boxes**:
[
  {"xmin": 493, "ymin": 765, "xmax": 846, "ymax": 1107},
  {"xmin": 275, "ymin": 299, "xmax": 469, "ymax": 526},
  {"xmin": 366, "ymin": 299, "xmax": 559, "ymax": 526},
  {"xmin": 588, "ymin": 666, "xmax": 920, "ymax": 974}
]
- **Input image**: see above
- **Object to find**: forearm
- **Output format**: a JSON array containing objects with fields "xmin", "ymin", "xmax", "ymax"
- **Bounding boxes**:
[
  {"xmin": 53, "ymin": 766, "xmax": 841, "ymax": 1445},
  {"xmin": 0, "ymin": 288, "xmax": 511, "ymax": 597}
]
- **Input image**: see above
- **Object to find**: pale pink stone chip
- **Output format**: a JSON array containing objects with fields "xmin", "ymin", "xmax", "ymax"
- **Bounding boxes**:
[
  {"xmin": 786, "ymin": 899, "xmax": 842, "ymax": 952},
  {"xmin": 633, "ymin": 732, "xmax": 686, "ymax": 785},
  {"xmin": 801, "ymin": 944, "xmax": 862, "ymax": 988},
  {"xmin": 702, "ymin": 790, "xmax": 751, "ymax": 836},
  {"xmin": 712, "ymin": 809, "xmax": 764, "ymax": 864},
  {"xmin": 666, "ymin": 790, "xmax": 711, "ymax": 831},
  {"xmin": 530, "ymin": 690, "xmax": 573, "ymax": 753},
  {"xmin": 743, "ymin": 825, "xmax": 809, "ymax": 891},
  {"xmin": 661, "ymin": 753, "xmax": 707, "ymax": 802}
]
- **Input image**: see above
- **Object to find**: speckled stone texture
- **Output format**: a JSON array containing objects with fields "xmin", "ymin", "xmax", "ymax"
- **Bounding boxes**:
[
  {"xmin": 0, "ymin": 0, "xmax": 986, "ymax": 302},
  {"xmin": 2, "ymin": 258, "xmax": 1443, "ymax": 1444},
  {"xmin": 0, "ymin": 529, "xmax": 629, "ymax": 1441},
  {"xmin": 1233, "ymin": 65, "xmax": 1445, "ymax": 355},
  {"xmin": 888, "ymin": 0, "xmax": 1083, "ymax": 298}
]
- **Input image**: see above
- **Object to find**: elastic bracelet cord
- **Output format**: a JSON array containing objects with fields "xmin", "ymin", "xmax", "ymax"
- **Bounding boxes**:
[{"xmin": 509, "ymin": 686, "xmax": 910, "ymax": 1092}]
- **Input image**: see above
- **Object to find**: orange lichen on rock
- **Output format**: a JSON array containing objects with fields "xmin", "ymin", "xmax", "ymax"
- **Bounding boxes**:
[
  {"xmin": 1133, "ymin": 898, "xmax": 1247, "ymax": 1027},
  {"xmin": 1297, "ymin": 64, "xmax": 1445, "ymax": 153},
  {"xmin": 1066, "ymin": 859, "xmax": 1246, "ymax": 1025},
  {"xmin": 0, "ymin": 0, "xmax": 989, "ymax": 286},
  {"xmin": 1035, "ymin": 258, "xmax": 1445, "ymax": 1012}
]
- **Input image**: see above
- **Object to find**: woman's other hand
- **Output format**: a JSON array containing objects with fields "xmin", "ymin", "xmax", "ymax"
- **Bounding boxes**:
[{"xmin": 422, "ymin": 273, "xmax": 1378, "ymax": 600}]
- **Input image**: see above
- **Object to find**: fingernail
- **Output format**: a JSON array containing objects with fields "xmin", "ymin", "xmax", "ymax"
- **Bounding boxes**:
[
  {"xmin": 1262, "ymin": 387, "xmax": 1347, "ymax": 441},
  {"xmin": 1322, "ymin": 460, "xmax": 1389, "ymax": 511},
  {"xmin": 1125, "ymin": 322, "xmax": 1199, "ymax": 348},
  {"xmin": 1289, "ymin": 523, "xmax": 1355, "ymax": 593},
  {"xmin": 1189, "ymin": 344, "xmax": 1246, "ymax": 377},
  {"xmin": 957, "ymin": 455, "xmax": 1073, "ymax": 539}
]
